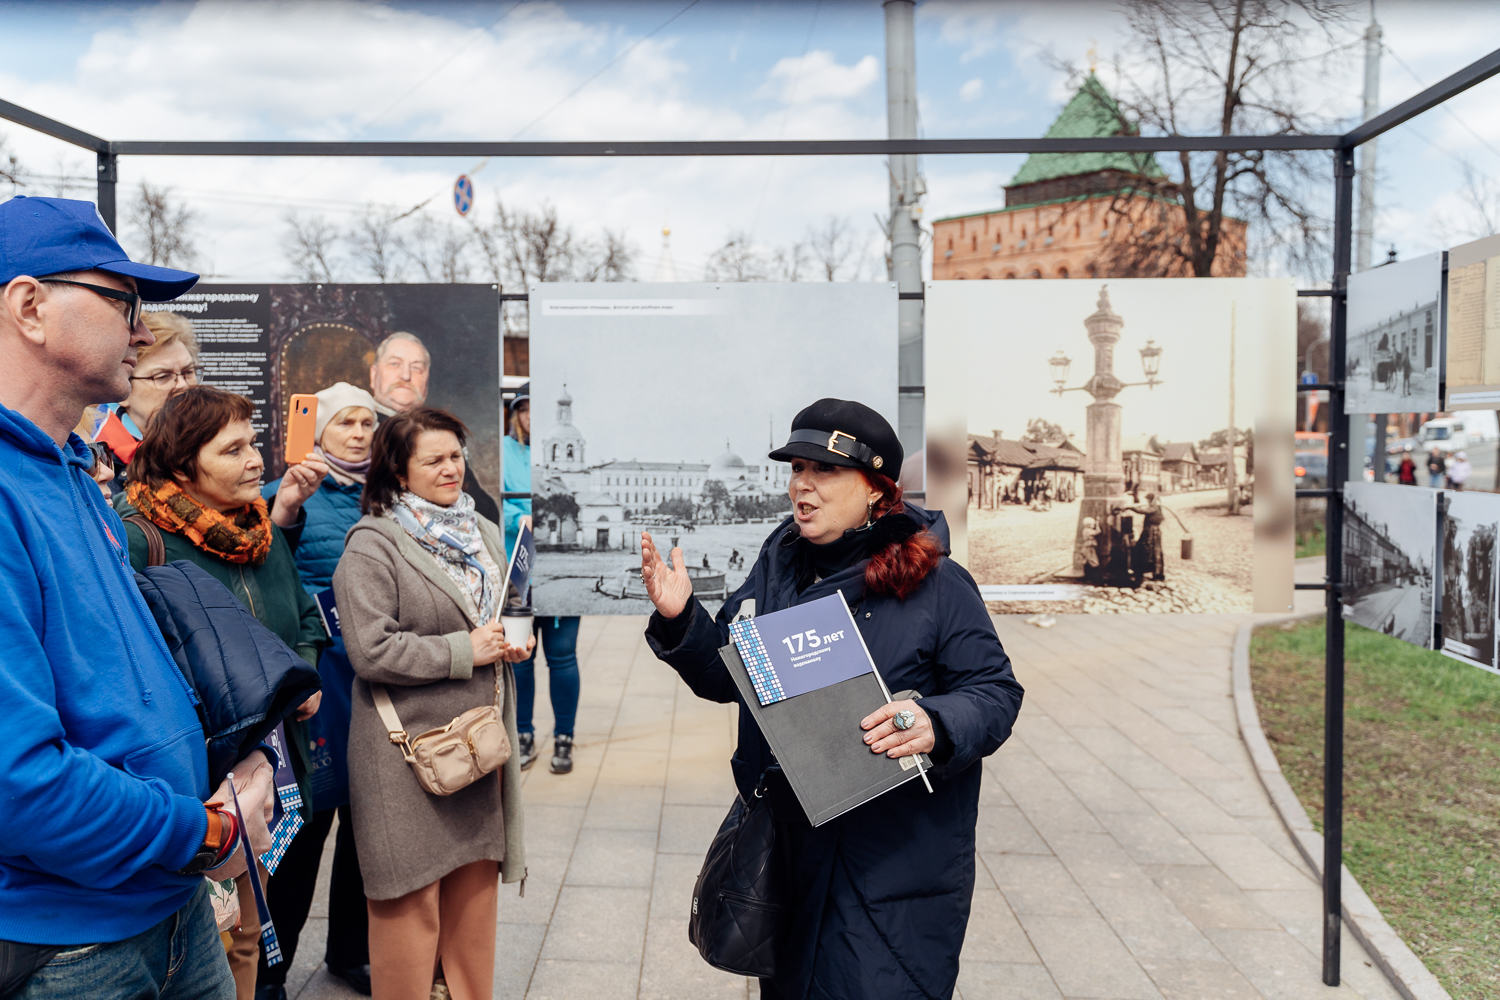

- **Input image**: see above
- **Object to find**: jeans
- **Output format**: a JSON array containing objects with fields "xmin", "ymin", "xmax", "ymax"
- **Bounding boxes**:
[
  {"xmin": 16, "ymin": 881, "xmax": 234, "ymax": 1000},
  {"xmin": 514, "ymin": 615, "xmax": 581, "ymax": 737}
]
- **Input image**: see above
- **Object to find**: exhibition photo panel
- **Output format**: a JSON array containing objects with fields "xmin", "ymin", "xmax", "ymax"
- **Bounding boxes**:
[
  {"xmin": 1440, "ymin": 489, "xmax": 1500, "ymax": 673},
  {"xmin": 1343, "ymin": 251, "xmax": 1444, "ymax": 416},
  {"xmin": 1342, "ymin": 481, "xmax": 1438, "ymax": 650},
  {"xmin": 925, "ymin": 278, "xmax": 1295, "ymax": 615},
  {"xmin": 526, "ymin": 282, "xmax": 898, "ymax": 617},
  {"xmin": 1444, "ymin": 233, "xmax": 1500, "ymax": 411},
  {"xmin": 164, "ymin": 283, "xmax": 502, "ymax": 500}
]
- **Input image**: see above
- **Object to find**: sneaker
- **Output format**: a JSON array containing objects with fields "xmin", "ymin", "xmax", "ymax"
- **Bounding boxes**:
[
  {"xmin": 550, "ymin": 733, "xmax": 574, "ymax": 774},
  {"xmin": 518, "ymin": 731, "xmax": 536, "ymax": 770}
]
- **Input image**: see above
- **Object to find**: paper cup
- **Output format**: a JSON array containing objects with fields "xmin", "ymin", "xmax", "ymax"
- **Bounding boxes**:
[{"xmin": 501, "ymin": 607, "xmax": 534, "ymax": 652}]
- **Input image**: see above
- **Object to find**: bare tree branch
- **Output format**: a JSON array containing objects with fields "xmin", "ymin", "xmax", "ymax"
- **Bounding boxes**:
[
  {"xmin": 125, "ymin": 182, "xmax": 198, "ymax": 268},
  {"xmin": 347, "ymin": 206, "xmax": 404, "ymax": 282},
  {"xmin": 808, "ymin": 215, "xmax": 859, "ymax": 281},
  {"xmin": 1045, "ymin": 0, "xmax": 1357, "ymax": 279},
  {"xmin": 770, "ymin": 241, "xmax": 809, "ymax": 282},
  {"xmin": 1432, "ymin": 160, "xmax": 1500, "ymax": 245},
  {"xmin": 704, "ymin": 231, "xmax": 769, "ymax": 282},
  {"xmin": 280, "ymin": 212, "xmax": 342, "ymax": 283}
]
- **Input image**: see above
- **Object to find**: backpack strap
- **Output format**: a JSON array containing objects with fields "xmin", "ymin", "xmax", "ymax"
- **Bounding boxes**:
[{"xmin": 122, "ymin": 514, "xmax": 166, "ymax": 568}]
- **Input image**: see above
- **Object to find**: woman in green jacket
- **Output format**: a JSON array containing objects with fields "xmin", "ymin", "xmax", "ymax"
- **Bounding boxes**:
[{"xmin": 118, "ymin": 385, "xmax": 326, "ymax": 1000}]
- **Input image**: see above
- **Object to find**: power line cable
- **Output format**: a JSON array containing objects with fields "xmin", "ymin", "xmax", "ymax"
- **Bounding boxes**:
[
  {"xmin": 1383, "ymin": 42, "xmax": 1500, "ymax": 163},
  {"xmin": 509, "ymin": 0, "xmax": 703, "ymax": 140},
  {"xmin": 346, "ymin": 1, "xmax": 528, "ymax": 141},
  {"xmin": 749, "ymin": 0, "xmax": 821, "ymax": 243},
  {"xmin": 210, "ymin": 2, "xmax": 528, "ymax": 253}
]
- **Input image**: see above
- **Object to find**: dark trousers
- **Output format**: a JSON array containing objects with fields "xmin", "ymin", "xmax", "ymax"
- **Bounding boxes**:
[{"xmin": 256, "ymin": 804, "xmax": 368, "ymax": 986}]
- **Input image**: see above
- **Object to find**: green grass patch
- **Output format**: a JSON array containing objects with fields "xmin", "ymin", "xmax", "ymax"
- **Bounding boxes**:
[
  {"xmin": 1250, "ymin": 619, "xmax": 1500, "ymax": 997},
  {"xmin": 1296, "ymin": 520, "xmax": 1326, "ymax": 560}
]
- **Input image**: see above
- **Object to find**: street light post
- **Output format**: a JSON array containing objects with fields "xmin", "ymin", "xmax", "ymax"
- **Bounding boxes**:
[{"xmin": 1049, "ymin": 286, "xmax": 1162, "ymax": 576}]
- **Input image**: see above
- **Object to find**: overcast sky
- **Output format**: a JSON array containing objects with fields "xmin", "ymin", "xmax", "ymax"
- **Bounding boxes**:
[{"xmin": 2, "ymin": 0, "xmax": 1499, "ymax": 284}]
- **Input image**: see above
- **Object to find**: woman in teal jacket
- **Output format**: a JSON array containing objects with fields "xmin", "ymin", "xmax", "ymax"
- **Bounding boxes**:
[
  {"xmin": 504, "ymin": 383, "xmax": 582, "ymax": 774},
  {"xmin": 256, "ymin": 381, "xmax": 377, "ymax": 999}
]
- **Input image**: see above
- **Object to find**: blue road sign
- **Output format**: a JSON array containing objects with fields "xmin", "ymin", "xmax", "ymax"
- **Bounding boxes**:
[{"xmin": 453, "ymin": 174, "xmax": 475, "ymax": 217}]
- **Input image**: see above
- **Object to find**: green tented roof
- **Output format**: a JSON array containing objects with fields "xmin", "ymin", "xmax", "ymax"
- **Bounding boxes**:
[{"xmin": 1009, "ymin": 75, "xmax": 1164, "ymax": 187}]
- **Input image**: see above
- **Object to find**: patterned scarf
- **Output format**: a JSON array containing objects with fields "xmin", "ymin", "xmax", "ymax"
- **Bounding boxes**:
[
  {"xmin": 314, "ymin": 445, "xmax": 369, "ymax": 487},
  {"xmin": 389, "ymin": 490, "xmax": 501, "ymax": 625},
  {"xmin": 126, "ymin": 479, "xmax": 274, "ymax": 566}
]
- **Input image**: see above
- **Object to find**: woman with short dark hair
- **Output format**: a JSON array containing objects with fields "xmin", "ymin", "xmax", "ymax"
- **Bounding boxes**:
[
  {"xmin": 334, "ymin": 407, "xmax": 531, "ymax": 1000},
  {"xmin": 641, "ymin": 398, "xmax": 1024, "ymax": 1000},
  {"xmin": 119, "ymin": 385, "xmax": 327, "ymax": 1000}
]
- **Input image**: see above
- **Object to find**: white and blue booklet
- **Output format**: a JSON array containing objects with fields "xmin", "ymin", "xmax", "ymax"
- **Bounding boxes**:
[{"xmin": 723, "ymin": 592, "xmax": 931, "ymax": 826}]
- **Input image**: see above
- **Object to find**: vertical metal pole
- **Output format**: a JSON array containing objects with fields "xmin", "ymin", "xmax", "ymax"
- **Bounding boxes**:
[
  {"xmin": 96, "ymin": 151, "xmax": 118, "ymax": 234},
  {"xmin": 1228, "ymin": 303, "xmax": 1239, "ymax": 514},
  {"xmin": 884, "ymin": 0, "xmax": 923, "ymax": 459},
  {"xmin": 1355, "ymin": 16, "xmax": 1382, "ymax": 273},
  {"xmin": 1324, "ymin": 144, "xmax": 1356, "ymax": 988}
]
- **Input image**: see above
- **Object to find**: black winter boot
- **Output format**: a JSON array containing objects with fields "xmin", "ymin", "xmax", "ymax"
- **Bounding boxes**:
[
  {"xmin": 518, "ymin": 731, "xmax": 536, "ymax": 770},
  {"xmin": 550, "ymin": 733, "xmax": 574, "ymax": 774}
]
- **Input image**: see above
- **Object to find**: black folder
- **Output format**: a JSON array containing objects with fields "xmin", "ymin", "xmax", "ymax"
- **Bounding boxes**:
[{"xmin": 718, "ymin": 642, "xmax": 931, "ymax": 826}]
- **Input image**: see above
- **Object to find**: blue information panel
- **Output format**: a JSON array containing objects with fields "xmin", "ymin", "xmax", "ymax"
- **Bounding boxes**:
[
  {"xmin": 508, "ymin": 523, "xmax": 535, "ymax": 605},
  {"xmin": 729, "ymin": 593, "xmax": 873, "ymax": 706}
]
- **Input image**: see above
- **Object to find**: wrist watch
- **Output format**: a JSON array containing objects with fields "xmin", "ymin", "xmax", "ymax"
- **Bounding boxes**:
[{"xmin": 175, "ymin": 806, "xmax": 237, "ymax": 876}]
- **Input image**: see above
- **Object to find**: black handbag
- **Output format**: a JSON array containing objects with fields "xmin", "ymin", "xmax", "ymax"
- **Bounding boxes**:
[{"xmin": 688, "ymin": 770, "xmax": 787, "ymax": 978}]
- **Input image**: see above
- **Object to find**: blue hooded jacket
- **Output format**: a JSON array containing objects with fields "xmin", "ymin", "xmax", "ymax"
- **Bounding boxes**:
[
  {"xmin": 0, "ymin": 402, "xmax": 210, "ymax": 945},
  {"xmin": 501, "ymin": 432, "xmax": 531, "ymax": 561}
]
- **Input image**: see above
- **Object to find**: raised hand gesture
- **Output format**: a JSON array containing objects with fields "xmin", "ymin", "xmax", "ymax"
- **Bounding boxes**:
[
  {"xmin": 640, "ymin": 531, "xmax": 693, "ymax": 619},
  {"xmin": 271, "ymin": 451, "xmax": 331, "ymax": 528}
]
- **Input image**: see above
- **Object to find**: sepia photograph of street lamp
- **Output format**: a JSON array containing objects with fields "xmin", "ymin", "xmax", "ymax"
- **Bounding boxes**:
[
  {"xmin": 1045, "ymin": 287, "xmax": 1163, "ymax": 581},
  {"xmin": 924, "ymin": 277, "xmax": 1295, "ymax": 615}
]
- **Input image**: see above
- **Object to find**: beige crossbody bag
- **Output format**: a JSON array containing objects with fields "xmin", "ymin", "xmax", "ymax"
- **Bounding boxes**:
[{"xmin": 371, "ymin": 668, "xmax": 511, "ymax": 797}]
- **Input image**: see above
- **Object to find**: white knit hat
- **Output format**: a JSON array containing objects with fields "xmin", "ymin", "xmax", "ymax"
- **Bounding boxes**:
[{"xmin": 314, "ymin": 382, "xmax": 379, "ymax": 446}]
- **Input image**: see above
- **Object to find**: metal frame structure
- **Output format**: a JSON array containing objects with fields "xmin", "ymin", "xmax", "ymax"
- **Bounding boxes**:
[{"xmin": 4, "ymin": 44, "xmax": 1499, "ymax": 988}]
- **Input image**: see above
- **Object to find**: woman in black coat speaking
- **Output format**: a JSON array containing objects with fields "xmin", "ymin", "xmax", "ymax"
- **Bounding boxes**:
[{"xmin": 641, "ymin": 398, "xmax": 1024, "ymax": 1000}]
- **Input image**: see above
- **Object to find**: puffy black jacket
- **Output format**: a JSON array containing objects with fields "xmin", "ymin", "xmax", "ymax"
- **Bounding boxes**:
[
  {"xmin": 134, "ymin": 561, "xmax": 322, "ymax": 787},
  {"xmin": 647, "ymin": 505, "xmax": 1023, "ymax": 1000}
]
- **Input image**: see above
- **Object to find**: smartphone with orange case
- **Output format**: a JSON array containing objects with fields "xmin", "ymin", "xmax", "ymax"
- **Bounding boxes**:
[{"xmin": 284, "ymin": 394, "xmax": 319, "ymax": 466}]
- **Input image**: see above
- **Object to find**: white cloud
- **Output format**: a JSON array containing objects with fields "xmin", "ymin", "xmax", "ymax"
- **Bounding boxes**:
[
  {"xmin": 960, "ymin": 77, "xmax": 984, "ymax": 101},
  {"xmin": 759, "ymin": 51, "xmax": 879, "ymax": 105}
]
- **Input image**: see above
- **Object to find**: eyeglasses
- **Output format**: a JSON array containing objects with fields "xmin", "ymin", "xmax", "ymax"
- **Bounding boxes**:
[
  {"xmin": 39, "ymin": 278, "xmax": 143, "ymax": 329},
  {"xmin": 130, "ymin": 365, "xmax": 204, "ymax": 388}
]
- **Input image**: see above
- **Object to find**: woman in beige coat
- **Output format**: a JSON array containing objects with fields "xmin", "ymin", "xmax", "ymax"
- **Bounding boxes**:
[{"xmin": 333, "ymin": 407, "xmax": 531, "ymax": 1000}]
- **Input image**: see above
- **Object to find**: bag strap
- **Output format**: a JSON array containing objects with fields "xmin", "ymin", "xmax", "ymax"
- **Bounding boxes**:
[
  {"xmin": 370, "ymin": 683, "xmax": 416, "ymax": 760},
  {"xmin": 123, "ymin": 513, "xmax": 166, "ymax": 567}
]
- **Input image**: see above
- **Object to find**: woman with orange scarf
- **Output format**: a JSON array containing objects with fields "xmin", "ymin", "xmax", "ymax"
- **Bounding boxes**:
[{"xmin": 117, "ymin": 386, "xmax": 327, "ymax": 1000}]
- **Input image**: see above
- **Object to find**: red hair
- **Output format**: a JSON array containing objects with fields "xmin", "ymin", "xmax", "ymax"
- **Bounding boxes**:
[{"xmin": 862, "ymin": 472, "xmax": 944, "ymax": 601}]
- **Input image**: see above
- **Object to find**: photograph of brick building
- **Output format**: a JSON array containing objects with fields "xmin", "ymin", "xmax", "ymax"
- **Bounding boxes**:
[
  {"xmin": 932, "ymin": 75, "xmax": 1246, "ymax": 282},
  {"xmin": 1342, "ymin": 481, "xmax": 1436, "ymax": 649}
]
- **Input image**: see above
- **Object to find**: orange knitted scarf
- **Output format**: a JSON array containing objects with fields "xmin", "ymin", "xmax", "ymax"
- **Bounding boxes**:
[{"xmin": 125, "ymin": 479, "xmax": 274, "ymax": 566}]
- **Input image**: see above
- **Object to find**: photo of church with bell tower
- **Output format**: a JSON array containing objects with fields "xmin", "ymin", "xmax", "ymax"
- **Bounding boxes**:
[{"xmin": 525, "ymin": 280, "xmax": 898, "ymax": 616}]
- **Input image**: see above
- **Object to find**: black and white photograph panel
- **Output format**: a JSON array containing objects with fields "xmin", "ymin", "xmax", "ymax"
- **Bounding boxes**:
[
  {"xmin": 1441, "ymin": 489, "xmax": 1500, "ymax": 673},
  {"xmin": 526, "ymin": 282, "xmax": 897, "ymax": 616},
  {"xmin": 1343, "ymin": 251, "xmax": 1443, "ymax": 415},
  {"xmin": 925, "ymin": 277, "xmax": 1296, "ymax": 615},
  {"xmin": 1342, "ymin": 481, "xmax": 1438, "ymax": 649}
]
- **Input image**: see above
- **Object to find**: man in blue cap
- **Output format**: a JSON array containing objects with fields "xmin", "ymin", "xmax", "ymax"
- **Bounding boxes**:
[{"xmin": 0, "ymin": 197, "xmax": 275, "ymax": 999}]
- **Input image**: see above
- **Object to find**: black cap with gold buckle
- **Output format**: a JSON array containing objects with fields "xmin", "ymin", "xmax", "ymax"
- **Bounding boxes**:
[{"xmin": 768, "ymin": 398, "xmax": 901, "ymax": 475}]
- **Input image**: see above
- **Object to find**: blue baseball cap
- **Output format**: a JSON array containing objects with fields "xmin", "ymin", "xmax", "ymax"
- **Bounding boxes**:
[{"xmin": 0, "ymin": 196, "xmax": 198, "ymax": 302}]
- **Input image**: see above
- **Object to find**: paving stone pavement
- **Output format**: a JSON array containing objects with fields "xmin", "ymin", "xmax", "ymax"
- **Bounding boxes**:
[{"xmin": 282, "ymin": 606, "xmax": 1402, "ymax": 1000}]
